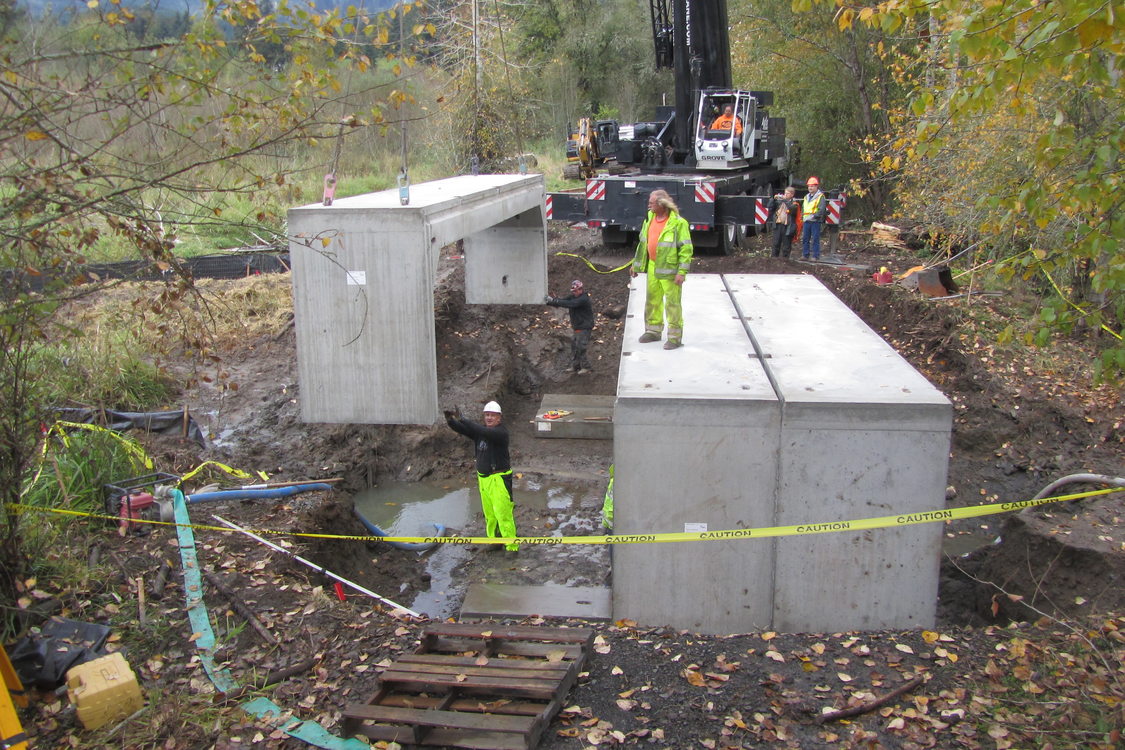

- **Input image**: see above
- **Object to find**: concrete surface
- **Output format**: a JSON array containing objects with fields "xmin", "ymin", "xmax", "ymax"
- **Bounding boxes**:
[
  {"xmin": 612, "ymin": 273, "xmax": 952, "ymax": 634},
  {"xmin": 288, "ymin": 175, "xmax": 547, "ymax": 425},
  {"xmin": 460, "ymin": 583, "xmax": 612, "ymax": 621},
  {"xmin": 534, "ymin": 394, "xmax": 614, "ymax": 440}
]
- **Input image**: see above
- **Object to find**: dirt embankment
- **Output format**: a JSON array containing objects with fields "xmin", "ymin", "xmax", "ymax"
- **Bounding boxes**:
[
  {"xmin": 164, "ymin": 224, "xmax": 1125, "ymax": 626},
  {"xmin": 22, "ymin": 224, "xmax": 1122, "ymax": 750}
]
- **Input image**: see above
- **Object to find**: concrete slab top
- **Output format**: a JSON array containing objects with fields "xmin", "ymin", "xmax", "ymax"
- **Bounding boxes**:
[
  {"xmin": 460, "ymin": 583, "xmax": 611, "ymax": 622},
  {"xmin": 290, "ymin": 173, "xmax": 542, "ymax": 213},
  {"xmin": 618, "ymin": 274, "xmax": 776, "ymax": 401},
  {"xmin": 729, "ymin": 274, "xmax": 950, "ymax": 407}
]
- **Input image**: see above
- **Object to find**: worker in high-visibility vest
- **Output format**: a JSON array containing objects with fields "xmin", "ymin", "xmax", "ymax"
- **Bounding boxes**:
[
  {"xmin": 801, "ymin": 176, "xmax": 828, "ymax": 261},
  {"xmin": 631, "ymin": 189, "xmax": 694, "ymax": 350},
  {"xmin": 601, "ymin": 464, "xmax": 614, "ymax": 533}
]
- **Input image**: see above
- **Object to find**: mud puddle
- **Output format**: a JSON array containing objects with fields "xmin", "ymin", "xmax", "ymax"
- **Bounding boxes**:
[{"xmin": 353, "ymin": 479, "xmax": 601, "ymax": 618}]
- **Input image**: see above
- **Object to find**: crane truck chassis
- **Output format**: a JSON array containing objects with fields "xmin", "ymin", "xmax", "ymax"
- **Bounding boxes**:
[{"xmin": 545, "ymin": 0, "xmax": 844, "ymax": 254}]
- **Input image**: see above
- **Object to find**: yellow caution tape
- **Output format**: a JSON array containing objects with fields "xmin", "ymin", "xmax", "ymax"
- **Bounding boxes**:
[
  {"xmin": 30, "ymin": 421, "xmax": 263, "ymax": 486},
  {"xmin": 7, "ymin": 486, "xmax": 1120, "ymax": 545},
  {"xmin": 179, "ymin": 461, "xmax": 263, "ymax": 484},
  {"xmin": 554, "ymin": 251, "xmax": 631, "ymax": 275}
]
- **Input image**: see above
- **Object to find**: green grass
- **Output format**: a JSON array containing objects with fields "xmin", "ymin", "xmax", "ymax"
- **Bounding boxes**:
[{"xmin": 32, "ymin": 332, "xmax": 174, "ymax": 410}]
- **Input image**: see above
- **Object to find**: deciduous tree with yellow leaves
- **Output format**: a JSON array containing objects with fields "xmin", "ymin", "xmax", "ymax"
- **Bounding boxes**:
[{"xmin": 811, "ymin": 0, "xmax": 1123, "ymax": 376}]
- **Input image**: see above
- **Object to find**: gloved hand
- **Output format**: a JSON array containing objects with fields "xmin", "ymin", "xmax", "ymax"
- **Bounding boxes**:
[
  {"xmin": 454, "ymin": 406, "xmax": 462, "ymax": 419},
  {"xmin": 544, "ymin": 295, "xmax": 553, "ymax": 304},
  {"xmin": 443, "ymin": 410, "xmax": 456, "ymax": 421}
]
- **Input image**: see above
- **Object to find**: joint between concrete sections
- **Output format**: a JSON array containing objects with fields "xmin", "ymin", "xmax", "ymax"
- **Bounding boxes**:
[{"xmin": 720, "ymin": 273, "xmax": 786, "ymax": 623}]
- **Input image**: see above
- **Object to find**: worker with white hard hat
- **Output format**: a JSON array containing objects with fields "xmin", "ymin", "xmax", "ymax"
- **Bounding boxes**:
[{"xmin": 444, "ymin": 401, "xmax": 518, "ymax": 552}]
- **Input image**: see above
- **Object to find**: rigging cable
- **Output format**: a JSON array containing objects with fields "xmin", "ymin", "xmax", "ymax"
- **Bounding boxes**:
[{"xmin": 491, "ymin": 0, "xmax": 525, "ymax": 173}]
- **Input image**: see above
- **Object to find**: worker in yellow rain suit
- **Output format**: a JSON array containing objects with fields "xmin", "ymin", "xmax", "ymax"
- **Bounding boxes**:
[
  {"xmin": 444, "ymin": 401, "xmax": 518, "ymax": 552},
  {"xmin": 631, "ymin": 189, "xmax": 694, "ymax": 350},
  {"xmin": 601, "ymin": 464, "xmax": 614, "ymax": 534}
]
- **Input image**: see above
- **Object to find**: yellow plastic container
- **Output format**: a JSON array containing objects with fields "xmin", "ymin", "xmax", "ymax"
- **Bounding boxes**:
[{"xmin": 66, "ymin": 652, "xmax": 144, "ymax": 730}]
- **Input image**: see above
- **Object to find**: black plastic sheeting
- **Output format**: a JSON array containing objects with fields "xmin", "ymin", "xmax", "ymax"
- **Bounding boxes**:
[
  {"xmin": 53, "ymin": 407, "xmax": 208, "ymax": 447},
  {"xmin": 4, "ymin": 250, "xmax": 290, "ymax": 291},
  {"xmin": 84, "ymin": 250, "xmax": 291, "ymax": 282},
  {"xmin": 8, "ymin": 617, "xmax": 112, "ymax": 689}
]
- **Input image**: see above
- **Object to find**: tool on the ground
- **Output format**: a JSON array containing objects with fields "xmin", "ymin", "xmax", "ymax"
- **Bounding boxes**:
[{"xmin": 542, "ymin": 410, "xmax": 573, "ymax": 420}]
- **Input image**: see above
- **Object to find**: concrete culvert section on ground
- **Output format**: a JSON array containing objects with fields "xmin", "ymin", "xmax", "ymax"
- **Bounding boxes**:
[{"xmin": 613, "ymin": 273, "xmax": 952, "ymax": 634}]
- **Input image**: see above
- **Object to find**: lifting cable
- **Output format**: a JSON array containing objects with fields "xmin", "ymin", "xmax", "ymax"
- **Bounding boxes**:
[
  {"xmin": 491, "ymin": 0, "xmax": 525, "ymax": 173},
  {"xmin": 396, "ymin": 3, "xmax": 410, "ymax": 204},
  {"xmin": 323, "ymin": 3, "xmax": 385, "ymax": 206}
]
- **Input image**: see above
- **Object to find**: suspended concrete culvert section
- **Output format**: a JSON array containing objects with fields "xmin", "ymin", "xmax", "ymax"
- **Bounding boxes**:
[{"xmin": 288, "ymin": 174, "xmax": 548, "ymax": 426}]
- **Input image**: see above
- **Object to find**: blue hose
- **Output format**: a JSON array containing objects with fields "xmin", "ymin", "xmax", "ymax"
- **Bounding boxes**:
[
  {"xmin": 187, "ymin": 483, "xmax": 333, "ymax": 503},
  {"xmin": 353, "ymin": 506, "xmax": 446, "ymax": 552}
]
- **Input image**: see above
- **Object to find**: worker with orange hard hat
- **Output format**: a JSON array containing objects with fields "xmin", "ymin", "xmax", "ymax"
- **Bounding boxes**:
[{"xmin": 801, "ymin": 176, "xmax": 828, "ymax": 261}]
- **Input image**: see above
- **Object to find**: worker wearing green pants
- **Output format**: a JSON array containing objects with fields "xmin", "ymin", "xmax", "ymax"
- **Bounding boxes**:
[
  {"xmin": 631, "ymin": 189, "xmax": 693, "ymax": 350},
  {"xmin": 445, "ymin": 401, "xmax": 518, "ymax": 552}
]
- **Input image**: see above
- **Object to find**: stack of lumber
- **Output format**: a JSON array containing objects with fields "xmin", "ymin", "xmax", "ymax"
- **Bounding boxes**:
[{"xmin": 870, "ymin": 222, "xmax": 910, "ymax": 251}]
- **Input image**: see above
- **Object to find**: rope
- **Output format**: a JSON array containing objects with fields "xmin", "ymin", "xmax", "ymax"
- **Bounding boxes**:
[{"xmin": 554, "ymin": 251, "xmax": 632, "ymax": 275}]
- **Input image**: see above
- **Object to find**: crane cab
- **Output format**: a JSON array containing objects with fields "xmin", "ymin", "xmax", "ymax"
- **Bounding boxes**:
[{"xmin": 694, "ymin": 90, "xmax": 762, "ymax": 170}]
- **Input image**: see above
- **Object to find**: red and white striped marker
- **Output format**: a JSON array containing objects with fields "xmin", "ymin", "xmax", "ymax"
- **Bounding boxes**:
[
  {"xmin": 754, "ymin": 198, "xmax": 769, "ymax": 225},
  {"xmin": 694, "ymin": 182, "xmax": 716, "ymax": 203},
  {"xmin": 544, "ymin": 194, "xmax": 553, "ymax": 220},
  {"xmin": 586, "ymin": 179, "xmax": 606, "ymax": 201}
]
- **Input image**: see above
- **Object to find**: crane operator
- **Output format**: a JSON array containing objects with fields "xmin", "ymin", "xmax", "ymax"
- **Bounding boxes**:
[{"xmin": 709, "ymin": 105, "xmax": 743, "ymax": 136}]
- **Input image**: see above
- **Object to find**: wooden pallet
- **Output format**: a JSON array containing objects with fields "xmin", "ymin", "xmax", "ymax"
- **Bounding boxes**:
[{"xmin": 343, "ymin": 623, "xmax": 594, "ymax": 750}]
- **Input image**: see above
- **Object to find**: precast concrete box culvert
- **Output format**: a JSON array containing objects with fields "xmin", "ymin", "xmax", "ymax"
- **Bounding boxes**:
[{"xmin": 612, "ymin": 274, "xmax": 952, "ymax": 634}]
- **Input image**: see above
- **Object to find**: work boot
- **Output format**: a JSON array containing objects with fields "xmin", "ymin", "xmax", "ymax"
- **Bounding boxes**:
[
  {"xmin": 663, "ymin": 340, "xmax": 682, "ymax": 350},
  {"xmin": 577, "ymin": 367, "xmax": 590, "ymax": 375},
  {"xmin": 639, "ymin": 332, "xmax": 660, "ymax": 343}
]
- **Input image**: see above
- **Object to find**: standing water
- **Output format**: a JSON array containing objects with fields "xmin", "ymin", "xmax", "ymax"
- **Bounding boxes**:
[{"xmin": 351, "ymin": 480, "xmax": 577, "ymax": 618}]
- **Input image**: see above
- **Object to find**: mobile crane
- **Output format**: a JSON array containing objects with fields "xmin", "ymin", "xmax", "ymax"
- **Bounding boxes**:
[{"xmin": 546, "ymin": 0, "xmax": 795, "ymax": 254}]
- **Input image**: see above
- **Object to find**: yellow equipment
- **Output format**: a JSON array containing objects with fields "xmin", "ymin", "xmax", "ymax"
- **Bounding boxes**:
[{"xmin": 1, "ymin": 644, "xmax": 28, "ymax": 750}]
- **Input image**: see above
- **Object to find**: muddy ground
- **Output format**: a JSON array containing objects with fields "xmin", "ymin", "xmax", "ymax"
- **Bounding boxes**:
[{"xmin": 19, "ymin": 224, "xmax": 1124, "ymax": 748}]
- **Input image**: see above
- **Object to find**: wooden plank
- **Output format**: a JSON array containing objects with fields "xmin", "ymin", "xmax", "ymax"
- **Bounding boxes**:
[
  {"xmin": 422, "ymin": 624, "xmax": 593, "ymax": 644},
  {"xmin": 423, "ymin": 638, "xmax": 587, "ymax": 661},
  {"xmin": 374, "ymin": 694, "xmax": 547, "ymax": 716},
  {"xmin": 351, "ymin": 728, "xmax": 526, "ymax": 750},
  {"xmin": 397, "ymin": 654, "xmax": 575, "ymax": 673},
  {"xmin": 344, "ymin": 704, "xmax": 535, "ymax": 734},
  {"xmin": 378, "ymin": 670, "xmax": 558, "ymax": 700},
  {"xmin": 384, "ymin": 660, "xmax": 571, "ymax": 682}
]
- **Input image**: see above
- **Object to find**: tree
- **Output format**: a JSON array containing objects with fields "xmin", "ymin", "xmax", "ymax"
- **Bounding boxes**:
[
  {"xmin": 729, "ymin": 0, "xmax": 908, "ymax": 209},
  {"xmin": 0, "ymin": 0, "xmax": 421, "ymax": 611},
  {"xmin": 824, "ymin": 0, "xmax": 1124, "ymax": 375}
]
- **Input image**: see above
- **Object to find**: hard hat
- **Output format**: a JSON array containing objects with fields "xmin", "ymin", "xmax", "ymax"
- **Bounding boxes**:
[
  {"xmin": 483, "ymin": 401, "xmax": 502, "ymax": 414},
  {"xmin": 881, "ymin": 266, "xmax": 889, "ymax": 273},
  {"xmin": 570, "ymin": 279, "xmax": 584, "ymax": 291},
  {"xmin": 806, "ymin": 176, "xmax": 819, "ymax": 186}
]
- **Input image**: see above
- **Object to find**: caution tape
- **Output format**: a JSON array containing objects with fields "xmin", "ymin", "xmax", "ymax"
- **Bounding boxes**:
[
  {"xmin": 7, "ymin": 486, "xmax": 1121, "ymax": 545},
  {"xmin": 23, "ymin": 420, "xmax": 265, "ymax": 497},
  {"xmin": 554, "ymin": 251, "xmax": 631, "ymax": 275}
]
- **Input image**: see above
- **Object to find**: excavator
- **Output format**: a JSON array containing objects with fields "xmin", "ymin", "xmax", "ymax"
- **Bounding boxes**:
[{"xmin": 548, "ymin": 0, "xmax": 795, "ymax": 253}]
